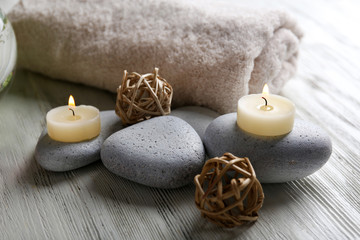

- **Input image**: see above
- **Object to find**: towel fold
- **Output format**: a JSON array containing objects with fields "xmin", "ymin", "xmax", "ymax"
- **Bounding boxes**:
[{"xmin": 8, "ymin": 0, "xmax": 303, "ymax": 113}]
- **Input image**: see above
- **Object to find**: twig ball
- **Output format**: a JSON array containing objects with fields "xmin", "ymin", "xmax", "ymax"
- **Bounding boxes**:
[
  {"xmin": 115, "ymin": 68, "xmax": 173, "ymax": 125},
  {"xmin": 194, "ymin": 153, "xmax": 264, "ymax": 228}
]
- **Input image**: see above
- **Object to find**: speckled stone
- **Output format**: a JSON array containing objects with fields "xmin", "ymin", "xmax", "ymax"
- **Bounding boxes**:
[
  {"xmin": 35, "ymin": 111, "xmax": 123, "ymax": 172},
  {"xmin": 170, "ymin": 106, "xmax": 219, "ymax": 141},
  {"xmin": 101, "ymin": 116, "xmax": 206, "ymax": 189},
  {"xmin": 203, "ymin": 113, "xmax": 332, "ymax": 183}
]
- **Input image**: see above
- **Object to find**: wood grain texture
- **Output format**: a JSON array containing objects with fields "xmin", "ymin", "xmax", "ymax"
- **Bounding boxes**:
[{"xmin": 1, "ymin": 0, "xmax": 360, "ymax": 239}]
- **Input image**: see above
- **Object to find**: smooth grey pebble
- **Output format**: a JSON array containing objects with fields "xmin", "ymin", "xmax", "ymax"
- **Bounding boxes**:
[
  {"xmin": 170, "ymin": 106, "xmax": 219, "ymax": 141},
  {"xmin": 35, "ymin": 110, "xmax": 123, "ymax": 172},
  {"xmin": 101, "ymin": 116, "xmax": 206, "ymax": 189},
  {"xmin": 203, "ymin": 113, "xmax": 332, "ymax": 183}
]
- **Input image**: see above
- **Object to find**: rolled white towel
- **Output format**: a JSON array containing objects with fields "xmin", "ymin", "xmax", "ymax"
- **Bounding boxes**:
[{"xmin": 8, "ymin": 0, "xmax": 303, "ymax": 113}]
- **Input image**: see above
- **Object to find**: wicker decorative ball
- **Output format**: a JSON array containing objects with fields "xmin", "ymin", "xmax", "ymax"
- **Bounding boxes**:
[
  {"xmin": 194, "ymin": 153, "xmax": 264, "ymax": 228},
  {"xmin": 115, "ymin": 68, "xmax": 173, "ymax": 125}
]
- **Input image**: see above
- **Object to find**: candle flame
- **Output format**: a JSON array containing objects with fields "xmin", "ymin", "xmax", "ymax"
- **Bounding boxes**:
[
  {"xmin": 262, "ymin": 84, "xmax": 269, "ymax": 95},
  {"xmin": 68, "ymin": 95, "xmax": 76, "ymax": 107}
]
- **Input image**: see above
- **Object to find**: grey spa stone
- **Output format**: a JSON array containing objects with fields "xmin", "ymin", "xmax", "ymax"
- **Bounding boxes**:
[
  {"xmin": 203, "ymin": 113, "xmax": 332, "ymax": 183},
  {"xmin": 35, "ymin": 111, "xmax": 124, "ymax": 172},
  {"xmin": 170, "ymin": 106, "xmax": 220, "ymax": 141},
  {"xmin": 101, "ymin": 116, "xmax": 206, "ymax": 189}
]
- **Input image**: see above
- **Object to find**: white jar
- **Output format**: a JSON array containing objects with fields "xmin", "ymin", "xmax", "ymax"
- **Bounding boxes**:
[{"xmin": 0, "ymin": 8, "xmax": 17, "ymax": 97}]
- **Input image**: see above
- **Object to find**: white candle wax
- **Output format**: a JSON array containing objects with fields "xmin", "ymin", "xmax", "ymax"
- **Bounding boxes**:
[
  {"xmin": 237, "ymin": 92, "xmax": 295, "ymax": 136},
  {"xmin": 46, "ymin": 105, "xmax": 101, "ymax": 142}
]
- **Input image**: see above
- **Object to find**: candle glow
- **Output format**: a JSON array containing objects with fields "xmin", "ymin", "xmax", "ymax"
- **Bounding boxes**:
[
  {"xmin": 68, "ymin": 95, "xmax": 76, "ymax": 107},
  {"xmin": 262, "ymin": 84, "xmax": 269, "ymax": 95}
]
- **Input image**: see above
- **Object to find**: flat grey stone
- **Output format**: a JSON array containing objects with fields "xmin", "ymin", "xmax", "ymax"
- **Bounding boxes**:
[
  {"xmin": 35, "ymin": 111, "xmax": 123, "ymax": 172},
  {"xmin": 170, "ymin": 106, "xmax": 219, "ymax": 141},
  {"xmin": 101, "ymin": 116, "xmax": 206, "ymax": 189},
  {"xmin": 203, "ymin": 113, "xmax": 332, "ymax": 183}
]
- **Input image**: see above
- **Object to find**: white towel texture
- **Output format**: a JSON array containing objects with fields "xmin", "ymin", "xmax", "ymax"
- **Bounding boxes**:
[{"xmin": 8, "ymin": 0, "xmax": 303, "ymax": 113}]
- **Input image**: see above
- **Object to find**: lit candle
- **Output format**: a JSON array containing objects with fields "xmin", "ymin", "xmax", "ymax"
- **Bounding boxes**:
[
  {"xmin": 46, "ymin": 95, "xmax": 101, "ymax": 142},
  {"xmin": 237, "ymin": 84, "xmax": 295, "ymax": 136}
]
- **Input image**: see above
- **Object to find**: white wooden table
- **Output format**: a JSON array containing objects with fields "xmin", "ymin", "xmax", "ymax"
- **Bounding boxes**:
[{"xmin": 1, "ymin": 0, "xmax": 360, "ymax": 239}]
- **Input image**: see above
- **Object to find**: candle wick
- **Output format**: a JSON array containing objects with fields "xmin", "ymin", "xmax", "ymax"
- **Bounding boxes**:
[
  {"xmin": 68, "ymin": 108, "xmax": 75, "ymax": 116},
  {"xmin": 262, "ymin": 97, "xmax": 268, "ymax": 106}
]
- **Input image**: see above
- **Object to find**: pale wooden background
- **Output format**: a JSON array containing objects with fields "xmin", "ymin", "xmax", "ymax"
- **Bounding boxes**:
[{"xmin": 1, "ymin": 0, "xmax": 360, "ymax": 239}]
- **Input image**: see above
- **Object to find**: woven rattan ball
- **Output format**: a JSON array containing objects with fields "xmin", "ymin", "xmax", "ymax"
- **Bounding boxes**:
[
  {"xmin": 115, "ymin": 68, "xmax": 173, "ymax": 125},
  {"xmin": 194, "ymin": 153, "xmax": 264, "ymax": 228}
]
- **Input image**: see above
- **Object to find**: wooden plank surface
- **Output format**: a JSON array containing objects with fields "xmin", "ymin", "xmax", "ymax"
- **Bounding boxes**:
[{"xmin": 1, "ymin": 0, "xmax": 360, "ymax": 239}]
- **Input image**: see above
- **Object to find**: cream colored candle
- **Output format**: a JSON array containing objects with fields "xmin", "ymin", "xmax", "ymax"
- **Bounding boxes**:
[
  {"xmin": 237, "ymin": 84, "xmax": 295, "ymax": 136},
  {"xmin": 46, "ymin": 95, "xmax": 101, "ymax": 142}
]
